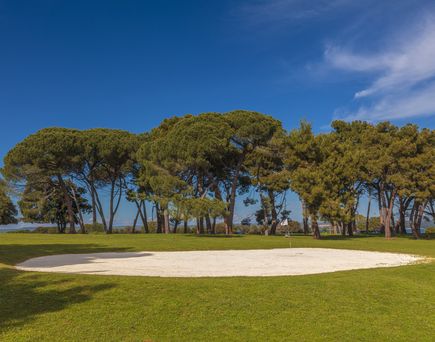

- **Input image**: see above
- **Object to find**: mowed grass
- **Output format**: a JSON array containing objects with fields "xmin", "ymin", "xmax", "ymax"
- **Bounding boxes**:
[{"xmin": 0, "ymin": 234, "xmax": 434, "ymax": 341}]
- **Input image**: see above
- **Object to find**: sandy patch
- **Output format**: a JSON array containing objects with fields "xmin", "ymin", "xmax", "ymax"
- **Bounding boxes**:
[{"xmin": 15, "ymin": 248, "xmax": 423, "ymax": 277}]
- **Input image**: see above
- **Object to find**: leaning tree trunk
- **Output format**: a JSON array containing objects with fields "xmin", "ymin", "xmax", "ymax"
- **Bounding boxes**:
[
  {"xmin": 89, "ymin": 181, "xmax": 107, "ymax": 231},
  {"xmin": 365, "ymin": 189, "xmax": 371, "ymax": 234},
  {"xmin": 410, "ymin": 201, "xmax": 424, "ymax": 239},
  {"xmin": 91, "ymin": 186, "xmax": 97, "ymax": 225},
  {"xmin": 268, "ymin": 189, "xmax": 278, "ymax": 235},
  {"xmin": 135, "ymin": 200, "xmax": 149, "ymax": 233},
  {"xmin": 70, "ymin": 184, "xmax": 86, "ymax": 234},
  {"xmin": 377, "ymin": 186, "xmax": 385, "ymax": 234},
  {"xmin": 132, "ymin": 209, "xmax": 140, "ymax": 233}
]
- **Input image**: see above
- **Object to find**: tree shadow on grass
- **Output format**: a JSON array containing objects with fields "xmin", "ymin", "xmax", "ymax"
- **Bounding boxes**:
[
  {"xmin": 0, "ymin": 243, "xmax": 133, "ymax": 266},
  {"xmin": 0, "ymin": 267, "xmax": 116, "ymax": 333},
  {"xmin": 0, "ymin": 244, "xmax": 130, "ymax": 333}
]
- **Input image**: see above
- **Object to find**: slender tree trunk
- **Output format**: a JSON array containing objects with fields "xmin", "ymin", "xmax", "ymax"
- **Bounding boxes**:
[
  {"xmin": 365, "ymin": 189, "xmax": 371, "ymax": 234},
  {"xmin": 70, "ymin": 184, "xmax": 86, "ymax": 234},
  {"xmin": 141, "ymin": 201, "xmax": 149, "ymax": 233},
  {"xmin": 391, "ymin": 210, "xmax": 396, "ymax": 237},
  {"xmin": 89, "ymin": 181, "xmax": 107, "ymax": 231},
  {"xmin": 135, "ymin": 200, "xmax": 149, "ymax": 233},
  {"xmin": 268, "ymin": 189, "xmax": 278, "ymax": 235},
  {"xmin": 205, "ymin": 214, "xmax": 212, "ymax": 234},
  {"xmin": 183, "ymin": 220, "xmax": 188, "ymax": 234},
  {"xmin": 91, "ymin": 186, "xmax": 97, "ymax": 225},
  {"xmin": 410, "ymin": 201, "xmax": 424, "ymax": 239},
  {"xmin": 302, "ymin": 200, "xmax": 309, "ymax": 235},
  {"xmin": 377, "ymin": 186, "xmax": 385, "ymax": 234},
  {"xmin": 155, "ymin": 202, "xmax": 162, "ymax": 233},
  {"xmin": 107, "ymin": 178, "xmax": 123, "ymax": 234},
  {"xmin": 399, "ymin": 197, "xmax": 412, "ymax": 235},
  {"xmin": 132, "ymin": 208, "xmax": 140, "ymax": 233},
  {"xmin": 260, "ymin": 193, "xmax": 269, "ymax": 234},
  {"xmin": 212, "ymin": 216, "xmax": 216, "ymax": 234},
  {"xmin": 311, "ymin": 214, "xmax": 321, "ymax": 239},
  {"xmin": 225, "ymin": 155, "xmax": 245, "ymax": 235},
  {"xmin": 163, "ymin": 207, "xmax": 170, "ymax": 234},
  {"xmin": 199, "ymin": 217, "xmax": 204, "ymax": 234},
  {"xmin": 107, "ymin": 180, "xmax": 115, "ymax": 234},
  {"xmin": 173, "ymin": 221, "xmax": 178, "ymax": 233}
]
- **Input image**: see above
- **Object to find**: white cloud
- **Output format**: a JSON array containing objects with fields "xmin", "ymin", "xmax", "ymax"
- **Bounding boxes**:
[{"xmin": 327, "ymin": 17, "xmax": 435, "ymax": 121}]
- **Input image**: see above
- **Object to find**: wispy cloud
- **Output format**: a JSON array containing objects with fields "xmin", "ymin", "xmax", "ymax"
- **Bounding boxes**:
[
  {"xmin": 327, "ymin": 17, "xmax": 435, "ymax": 121},
  {"xmin": 237, "ymin": 0, "xmax": 355, "ymax": 25}
]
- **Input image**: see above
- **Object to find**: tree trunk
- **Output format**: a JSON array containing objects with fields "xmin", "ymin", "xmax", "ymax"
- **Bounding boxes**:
[
  {"xmin": 212, "ymin": 216, "xmax": 216, "ymax": 234},
  {"xmin": 302, "ymin": 200, "xmax": 309, "ymax": 235},
  {"xmin": 377, "ymin": 186, "xmax": 385, "ymax": 234},
  {"xmin": 410, "ymin": 202, "xmax": 424, "ymax": 239},
  {"xmin": 135, "ymin": 200, "xmax": 149, "ymax": 233},
  {"xmin": 311, "ymin": 214, "xmax": 321, "ymax": 239},
  {"xmin": 107, "ymin": 180, "xmax": 115, "ymax": 234},
  {"xmin": 107, "ymin": 178, "xmax": 123, "ymax": 234},
  {"xmin": 91, "ymin": 186, "xmax": 97, "ymax": 225},
  {"xmin": 141, "ymin": 201, "xmax": 149, "ymax": 233},
  {"xmin": 132, "ymin": 208, "xmax": 140, "ymax": 233},
  {"xmin": 268, "ymin": 190, "xmax": 278, "ymax": 235},
  {"xmin": 89, "ymin": 181, "xmax": 107, "ymax": 231},
  {"xmin": 399, "ymin": 197, "xmax": 412, "ymax": 235},
  {"xmin": 163, "ymin": 207, "xmax": 170, "ymax": 234},
  {"xmin": 199, "ymin": 217, "xmax": 204, "ymax": 234},
  {"xmin": 365, "ymin": 189, "xmax": 371, "ymax": 234},
  {"xmin": 155, "ymin": 203, "xmax": 162, "ymax": 233},
  {"xmin": 70, "ymin": 183, "xmax": 86, "ymax": 234},
  {"xmin": 384, "ymin": 191, "xmax": 396, "ymax": 239},
  {"xmin": 183, "ymin": 220, "xmax": 188, "ymax": 234},
  {"xmin": 225, "ymin": 155, "xmax": 245, "ymax": 235},
  {"xmin": 205, "ymin": 214, "xmax": 212, "ymax": 234},
  {"xmin": 347, "ymin": 222, "xmax": 353, "ymax": 236}
]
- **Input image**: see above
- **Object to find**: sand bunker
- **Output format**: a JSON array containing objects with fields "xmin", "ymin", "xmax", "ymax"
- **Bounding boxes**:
[{"xmin": 15, "ymin": 248, "xmax": 423, "ymax": 277}]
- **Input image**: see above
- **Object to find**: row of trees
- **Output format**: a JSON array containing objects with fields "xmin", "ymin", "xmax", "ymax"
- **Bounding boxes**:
[{"xmin": 1, "ymin": 110, "xmax": 434, "ymax": 239}]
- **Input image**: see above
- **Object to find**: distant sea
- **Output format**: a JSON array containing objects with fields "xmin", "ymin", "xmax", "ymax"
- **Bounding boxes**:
[{"xmin": 0, "ymin": 223, "xmax": 56, "ymax": 233}]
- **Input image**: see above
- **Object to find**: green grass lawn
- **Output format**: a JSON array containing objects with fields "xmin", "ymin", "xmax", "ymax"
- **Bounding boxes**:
[{"xmin": 0, "ymin": 234, "xmax": 434, "ymax": 341}]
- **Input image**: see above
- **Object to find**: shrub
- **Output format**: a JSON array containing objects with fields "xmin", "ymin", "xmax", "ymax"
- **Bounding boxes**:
[
  {"xmin": 32, "ymin": 226, "xmax": 58, "ymax": 234},
  {"xmin": 424, "ymin": 227, "xmax": 435, "ymax": 239},
  {"xmin": 85, "ymin": 223, "xmax": 105, "ymax": 233}
]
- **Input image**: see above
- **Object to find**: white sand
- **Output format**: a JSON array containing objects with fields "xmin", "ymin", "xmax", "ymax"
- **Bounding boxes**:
[{"xmin": 15, "ymin": 248, "xmax": 423, "ymax": 277}]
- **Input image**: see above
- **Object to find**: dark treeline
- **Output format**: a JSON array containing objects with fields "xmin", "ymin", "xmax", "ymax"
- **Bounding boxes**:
[{"xmin": 1, "ymin": 110, "xmax": 434, "ymax": 239}]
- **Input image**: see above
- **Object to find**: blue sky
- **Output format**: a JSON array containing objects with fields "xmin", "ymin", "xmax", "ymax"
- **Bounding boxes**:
[{"xmin": 1, "ymin": 0, "xmax": 434, "ymax": 225}]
